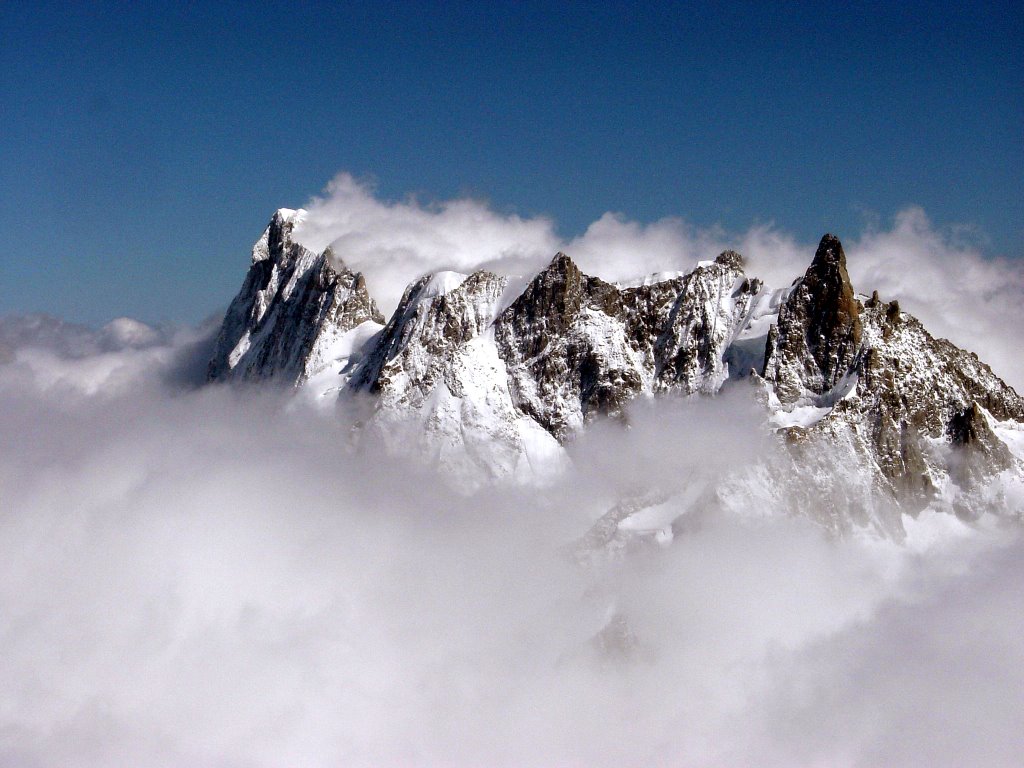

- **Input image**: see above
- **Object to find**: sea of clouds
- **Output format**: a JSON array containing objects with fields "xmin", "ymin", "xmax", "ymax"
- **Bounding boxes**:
[{"xmin": 1, "ymin": 177, "xmax": 1023, "ymax": 766}]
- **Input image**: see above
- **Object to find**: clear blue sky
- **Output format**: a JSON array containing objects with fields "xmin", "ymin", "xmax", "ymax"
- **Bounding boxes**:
[{"xmin": 1, "ymin": 1, "xmax": 1021, "ymax": 325}]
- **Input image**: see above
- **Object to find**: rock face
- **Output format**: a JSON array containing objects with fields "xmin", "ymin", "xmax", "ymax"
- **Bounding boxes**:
[
  {"xmin": 210, "ymin": 215, "xmax": 1024, "ymax": 528},
  {"xmin": 492, "ymin": 251, "xmax": 764, "ymax": 440},
  {"xmin": 208, "ymin": 209, "xmax": 384, "ymax": 386},
  {"xmin": 649, "ymin": 251, "xmax": 764, "ymax": 393},
  {"xmin": 762, "ymin": 234, "xmax": 862, "ymax": 404}
]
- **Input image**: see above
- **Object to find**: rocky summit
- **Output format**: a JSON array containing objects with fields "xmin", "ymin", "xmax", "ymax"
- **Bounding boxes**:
[{"xmin": 209, "ymin": 210, "xmax": 1024, "ymax": 536}]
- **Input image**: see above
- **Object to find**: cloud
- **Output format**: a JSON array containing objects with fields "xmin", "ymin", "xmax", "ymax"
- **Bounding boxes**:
[
  {"xmin": 0, "ymin": 327, "xmax": 1021, "ymax": 766},
  {"xmin": 2, "ymin": 176, "xmax": 1021, "ymax": 765},
  {"xmin": 0, "ymin": 314, "xmax": 218, "ymax": 396},
  {"xmin": 722, "ymin": 530, "xmax": 1024, "ymax": 768},
  {"xmin": 290, "ymin": 174, "xmax": 560, "ymax": 314}
]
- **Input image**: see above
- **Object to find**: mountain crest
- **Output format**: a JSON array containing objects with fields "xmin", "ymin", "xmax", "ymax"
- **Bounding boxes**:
[
  {"xmin": 548, "ymin": 250, "xmax": 577, "ymax": 272},
  {"xmin": 208, "ymin": 218, "xmax": 1024, "ymax": 531},
  {"xmin": 208, "ymin": 210, "xmax": 383, "ymax": 386},
  {"xmin": 714, "ymin": 249, "xmax": 744, "ymax": 270},
  {"xmin": 251, "ymin": 208, "xmax": 304, "ymax": 264},
  {"xmin": 810, "ymin": 232, "xmax": 845, "ymax": 267}
]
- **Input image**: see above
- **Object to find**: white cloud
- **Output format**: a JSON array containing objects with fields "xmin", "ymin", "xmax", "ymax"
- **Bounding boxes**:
[
  {"xmin": 723, "ymin": 530, "xmax": 1024, "ymax": 768},
  {"xmin": 291, "ymin": 173, "xmax": 560, "ymax": 314},
  {"xmin": 2, "ymin": 175, "xmax": 1021, "ymax": 765},
  {"xmin": 0, "ymin": 329, "xmax": 1021, "ymax": 767}
]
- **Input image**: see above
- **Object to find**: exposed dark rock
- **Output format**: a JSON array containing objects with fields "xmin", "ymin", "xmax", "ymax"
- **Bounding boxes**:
[
  {"xmin": 492, "ymin": 252, "xmax": 756, "ymax": 439},
  {"xmin": 492, "ymin": 253, "xmax": 641, "ymax": 438},
  {"xmin": 715, "ymin": 249, "xmax": 744, "ymax": 270},
  {"xmin": 948, "ymin": 402, "xmax": 1016, "ymax": 489},
  {"xmin": 762, "ymin": 233, "xmax": 863, "ymax": 404}
]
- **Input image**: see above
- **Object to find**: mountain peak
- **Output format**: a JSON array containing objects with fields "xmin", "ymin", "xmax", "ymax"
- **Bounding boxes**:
[
  {"xmin": 251, "ymin": 209, "xmax": 307, "ymax": 264},
  {"xmin": 545, "ymin": 251, "xmax": 581, "ymax": 277},
  {"xmin": 209, "ymin": 209, "xmax": 382, "ymax": 386},
  {"xmin": 272, "ymin": 207, "xmax": 303, "ymax": 223},
  {"xmin": 319, "ymin": 244, "xmax": 355, "ymax": 278},
  {"xmin": 714, "ymin": 250, "xmax": 745, "ymax": 270},
  {"xmin": 812, "ymin": 233, "xmax": 845, "ymax": 266},
  {"xmin": 762, "ymin": 233, "xmax": 862, "ymax": 403},
  {"xmin": 805, "ymin": 234, "xmax": 856, "ymax": 306},
  {"xmin": 207, "ymin": 212, "xmax": 1024, "ymax": 529},
  {"xmin": 804, "ymin": 233, "xmax": 857, "ymax": 305}
]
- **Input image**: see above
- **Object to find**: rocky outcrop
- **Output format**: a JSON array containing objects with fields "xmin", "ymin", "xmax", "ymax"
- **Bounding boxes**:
[
  {"xmin": 758, "ymin": 234, "xmax": 1024, "ymax": 522},
  {"xmin": 494, "ymin": 253, "xmax": 648, "ymax": 440},
  {"xmin": 492, "ymin": 251, "xmax": 762, "ymax": 440},
  {"xmin": 649, "ymin": 253, "xmax": 762, "ymax": 394},
  {"xmin": 762, "ymin": 234, "xmax": 862, "ymax": 405},
  {"xmin": 948, "ymin": 403, "xmax": 1016, "ymax": 486}
]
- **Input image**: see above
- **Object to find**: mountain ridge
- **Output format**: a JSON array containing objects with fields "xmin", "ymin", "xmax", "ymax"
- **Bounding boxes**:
[{"xmin": 208, "ymin": 210, "xmax": 1024, "ymax": 535}]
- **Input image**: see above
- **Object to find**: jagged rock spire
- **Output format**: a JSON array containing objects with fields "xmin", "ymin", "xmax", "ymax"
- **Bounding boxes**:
[
  {"xmin": 502, "ymin": 252, "xmax": 601, "ymax": 336},
  {"xmin": 251, "ymin": 208, "xmax": 301, "ymax": 263},
  {"xmin": 495, "ymin": 253, "xmax": 629, "ymax": 439},
  {"xmin": 762, "ymin": 233, "xmax": 863, "ymax": 404},
  {"xmin": 714, "ymin": 250, "xmax": 744, "ymax": 270},
  {"xmin": 803, "ymin": 234, "xmax": 863, "ymax": 379}
]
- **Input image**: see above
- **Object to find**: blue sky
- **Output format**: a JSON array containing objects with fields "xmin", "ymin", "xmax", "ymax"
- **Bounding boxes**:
[{"xmin": 1, "ymin": 0, "xmax": 1021, "ymax": 325}]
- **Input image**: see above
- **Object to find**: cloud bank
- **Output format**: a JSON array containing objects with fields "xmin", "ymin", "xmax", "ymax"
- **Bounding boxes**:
[
  {"xmin": 0, "ymin": 324, "xmax": 1021, "ymax": 767},
  {"xmin": 292, "ymin": 174, "xmax": 1024, "ymax": 389}
]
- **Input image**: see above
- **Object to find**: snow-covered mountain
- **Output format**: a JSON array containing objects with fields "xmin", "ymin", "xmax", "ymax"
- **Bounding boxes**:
[{"xmin": 209, "ymin": 209, "xmax": 1024, "ymax": 535}]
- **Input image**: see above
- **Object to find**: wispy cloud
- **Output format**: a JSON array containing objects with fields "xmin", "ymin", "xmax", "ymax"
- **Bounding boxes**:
[{"xmin": 291, "ymin": 173, "xmax": 560, "ymax": 314}]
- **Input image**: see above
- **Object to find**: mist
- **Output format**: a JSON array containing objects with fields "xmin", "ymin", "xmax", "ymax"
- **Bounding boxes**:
[{"xmin": 0, "ymin": 319, "xmax": 1021, "ymax": 767}]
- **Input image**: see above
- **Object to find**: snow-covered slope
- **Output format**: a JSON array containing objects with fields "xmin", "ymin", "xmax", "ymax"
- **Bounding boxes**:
[
  {"xmin": 347, "ymin": 268, "xmax": 566, "ymax": 485},
  {"xmin": 209, "ymin": 214, "xmax": 1024, "ymax": 528}
]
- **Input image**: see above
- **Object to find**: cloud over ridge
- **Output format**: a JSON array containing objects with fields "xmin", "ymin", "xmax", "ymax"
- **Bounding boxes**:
[{"xmin": 292, "ymin": 173, "xmax": 1024, "ymax": 390}]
